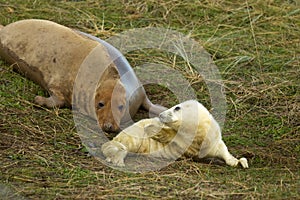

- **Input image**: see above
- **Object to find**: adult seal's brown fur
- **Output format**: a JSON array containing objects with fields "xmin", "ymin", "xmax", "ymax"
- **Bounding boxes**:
[{"xmin": 0, "ymin": 19, "xmax": 166, "ymax": 133}]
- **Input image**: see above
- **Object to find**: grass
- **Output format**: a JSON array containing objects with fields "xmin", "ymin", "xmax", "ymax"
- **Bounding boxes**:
[{"xmin": 0, "ymin": 0, "xmax": 299, "ymax": 199}]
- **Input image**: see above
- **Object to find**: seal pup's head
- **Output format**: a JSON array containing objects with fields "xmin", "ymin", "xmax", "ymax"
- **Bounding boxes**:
[
  {"xmin": 158, "ymin": 100, "xmax": 212, "ymax": 140},
  {"xmin": 158, "ymin": 100, "xmax": 207, "ymax": 131}
]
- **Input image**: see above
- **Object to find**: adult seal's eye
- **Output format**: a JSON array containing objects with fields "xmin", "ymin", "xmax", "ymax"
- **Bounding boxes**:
[
  {"xmin": 174, "ymin": 106, "xmax": 181, "ymax": 111},
  {"xmin": 97, "ymin": 102, "xmax": 105, "ymax": 109},
  {"xmin": 118, "ymin": 105, "xmax": 124, "ymax": 111}
]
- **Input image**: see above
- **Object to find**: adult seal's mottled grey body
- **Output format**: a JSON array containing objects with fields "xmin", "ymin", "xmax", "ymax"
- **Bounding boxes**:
[{"xmin": 0, "ymin": 19, "xmax": 166, "ymax": 133}]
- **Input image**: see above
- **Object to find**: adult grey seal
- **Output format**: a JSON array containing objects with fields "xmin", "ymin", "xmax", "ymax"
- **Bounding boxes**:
[{"xmin": 0, "ymin": 19, "xmax": 166, "ymax": 133}]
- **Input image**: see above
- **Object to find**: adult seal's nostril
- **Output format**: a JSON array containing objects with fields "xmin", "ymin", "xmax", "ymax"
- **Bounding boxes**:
[{"xmin": 103, "ymin": 123, "xmax": 113, "ymax": 132}]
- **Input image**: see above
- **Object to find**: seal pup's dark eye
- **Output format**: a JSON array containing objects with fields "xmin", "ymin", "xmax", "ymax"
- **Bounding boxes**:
[
  {"xmin": 118, "ymin": 105, "xmax": 124, "ymax": 111},
  {"xmin": 97, "ymin": 102, "xmax": 105, "ymax": 109},
  {"xmin": 174, "ymin": 106, "xmax": 181, "ymax": 111}
]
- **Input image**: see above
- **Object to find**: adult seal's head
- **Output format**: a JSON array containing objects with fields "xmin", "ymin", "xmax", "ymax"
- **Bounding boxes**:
[{"xmin": 77, "ymin": 32, "xmax": 167, "ymax": 133}]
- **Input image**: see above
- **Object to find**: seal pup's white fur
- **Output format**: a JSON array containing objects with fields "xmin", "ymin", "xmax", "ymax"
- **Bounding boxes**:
[{"xmin": 101, "ymin": 100, "xmax": 248, "ymax": 168}]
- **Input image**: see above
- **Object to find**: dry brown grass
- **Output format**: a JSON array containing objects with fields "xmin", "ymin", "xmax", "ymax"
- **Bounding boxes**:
[{"xmin": 0, "ymin": 0, "xmax": 299, "ymax": 199}]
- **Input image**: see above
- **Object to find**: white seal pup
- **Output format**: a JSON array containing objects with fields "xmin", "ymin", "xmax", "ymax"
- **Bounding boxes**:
[{"xmin": 101, "ymin": 100, "xmax": 248, "ymax": 168}]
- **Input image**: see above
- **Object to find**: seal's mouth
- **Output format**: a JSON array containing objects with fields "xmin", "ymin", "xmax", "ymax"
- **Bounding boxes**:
[{"xmin": 99, "ymin": 122, "xmax": 121, "ymax": 135}]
